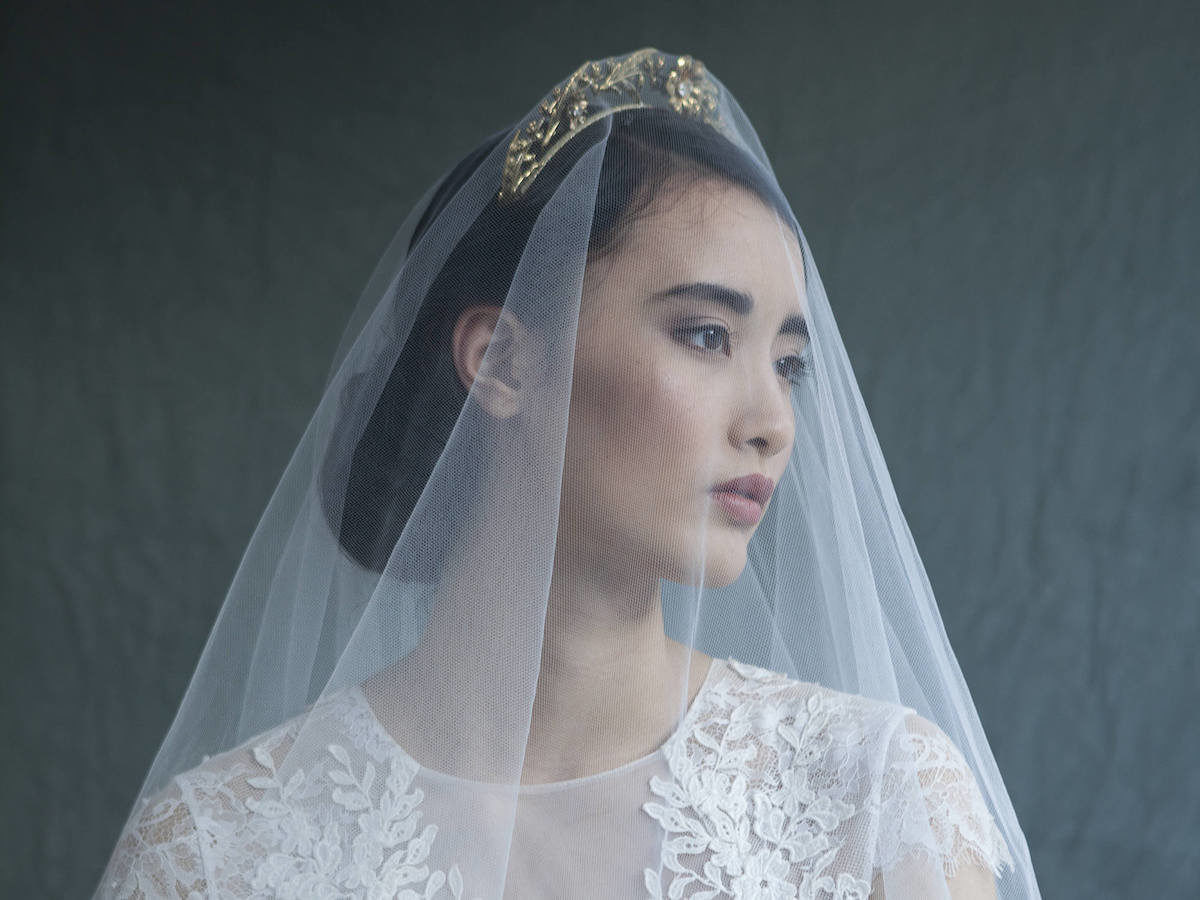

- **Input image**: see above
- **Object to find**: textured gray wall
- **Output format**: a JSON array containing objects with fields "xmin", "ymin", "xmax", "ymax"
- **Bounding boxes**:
[{"xmin": 2, "ymin": 1, "xmax": 1196, "ymax": 896}]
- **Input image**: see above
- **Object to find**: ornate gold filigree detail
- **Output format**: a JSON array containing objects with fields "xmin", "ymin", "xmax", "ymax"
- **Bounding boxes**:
[{"xmin": 498, "ymin": 47, "xmax": 724, "ymax": 204}]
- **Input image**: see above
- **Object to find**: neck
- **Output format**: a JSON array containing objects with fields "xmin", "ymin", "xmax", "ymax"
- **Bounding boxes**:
[
  {"xmin": 522, "ymin": 549, "xmax": 699, "ymax": 783},
  {"xmin": 364, "ymin": 462, "xmax": 712, "ymax": 784}
]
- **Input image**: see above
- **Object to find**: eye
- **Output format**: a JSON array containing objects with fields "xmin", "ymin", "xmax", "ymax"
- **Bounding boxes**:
[
  {"xmin": 674, "ymin": 323, "xmax": 731, "ymax": 354},
  {"xmin": 675, "ymin": 324, "xmax": 813, "ymax": 389},
  {"xmin": 776, "ymin": 353, "xmax": 812, "ymax": 387}
]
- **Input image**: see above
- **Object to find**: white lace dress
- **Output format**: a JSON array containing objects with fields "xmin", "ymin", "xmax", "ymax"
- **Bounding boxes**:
[{"xmin": 103, "ymin": 657, "xmax": 1014, "ymax": 898}]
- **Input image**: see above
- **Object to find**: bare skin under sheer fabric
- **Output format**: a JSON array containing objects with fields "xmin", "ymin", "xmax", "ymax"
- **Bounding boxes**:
[{"xmin": 106, "ymin": 658, "xmax": 1011, "ymax": 898}]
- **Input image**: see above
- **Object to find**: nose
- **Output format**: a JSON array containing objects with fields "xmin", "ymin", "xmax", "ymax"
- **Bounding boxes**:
[{"xmin": 729, "ymin": 360, "xmax": 795, "ymax": 461}]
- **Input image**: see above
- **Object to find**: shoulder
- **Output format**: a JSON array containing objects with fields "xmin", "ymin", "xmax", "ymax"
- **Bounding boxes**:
[
  {"xmin": 170, "ymin": 684, "xmax": 394, "ymax": 817},
  {"xmin": 711, "ymin": 663, "xmax": 1006, "ymax": 847},
  {"xmin": 100, "ymin": 777, "xmax": 207, "ymax": 898},
  {"xmin": 875, "ymin": 709, "xmax": 1016, "ymax": 882},
  {"xmin": 100, "ymin": 711, "xmax": 304, "ymax": 898},
  {"xmin": 711, "ymin": 656, "xmax": 909, "ymax": 738},
  {"xmin": 651, "ymin": 661, "xmax": 1004, "ymax": 896},
  {"xmin": 699, "ymin": 660, "xmax": 1015, "ymax": 881},
  {"xmin": 674, "ymin": 656, "xmax": 910, "ymax": 790},
  {"xmin": 99, "ymin": 686, "xmax": 372, "ymax": 898}
]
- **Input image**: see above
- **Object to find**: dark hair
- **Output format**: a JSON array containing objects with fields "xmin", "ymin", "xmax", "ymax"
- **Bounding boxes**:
[{"xmin": 324, "ymin": 108, "xmax": 796, "ymax": 574}]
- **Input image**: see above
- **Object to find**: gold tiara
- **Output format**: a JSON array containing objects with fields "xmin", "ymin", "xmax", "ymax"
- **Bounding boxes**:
[{"xmin": 497, "ymin": 47, "xmax": 725, "ymax": 204}]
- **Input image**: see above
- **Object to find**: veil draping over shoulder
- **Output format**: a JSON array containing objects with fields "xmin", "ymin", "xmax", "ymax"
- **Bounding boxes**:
[{"xmin": 95, "ymin": 48, "xmax": 1041, "ymax": 899}]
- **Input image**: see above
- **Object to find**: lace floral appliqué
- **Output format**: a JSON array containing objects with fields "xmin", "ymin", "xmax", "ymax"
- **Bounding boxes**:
[
  {"xmin": 110, "ymin": 691, "xmax": 482, "ymax": 900},
  {"xmin": 237, "ymin": 740, "xmax": 473, "ymax": 899},
  {"xmin": 641, "ymin": 659, "xmax": 1012, "ymax": 899},
  {"xmin": 107, "ymin": 662, "xmax": 1011, "ymax": 899}
]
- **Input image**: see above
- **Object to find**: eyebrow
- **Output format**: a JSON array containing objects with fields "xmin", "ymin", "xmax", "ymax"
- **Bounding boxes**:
[{"xmin": 652, "ymin": 281, "xmax": 809, "ymax": 339}]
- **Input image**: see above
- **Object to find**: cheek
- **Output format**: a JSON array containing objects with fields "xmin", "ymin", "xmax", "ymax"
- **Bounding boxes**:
[
  {"xmin": 569, "ymin": 353, "xmax": 715, "ymax": 499},
  {"xmin": 641, "ymin": 369, "xmax": 714, "ymax": 471}
]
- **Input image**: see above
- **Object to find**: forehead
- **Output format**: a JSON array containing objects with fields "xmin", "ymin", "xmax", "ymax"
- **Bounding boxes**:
[{"xmin": 587, "ymin": 177, "xmax": 807, "ymax": 317}]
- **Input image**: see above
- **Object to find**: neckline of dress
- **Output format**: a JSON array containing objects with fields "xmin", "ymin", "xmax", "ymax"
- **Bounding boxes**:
[{"xmin": 347, "ymin": 655, "xmax": 728, "ymax": 794}]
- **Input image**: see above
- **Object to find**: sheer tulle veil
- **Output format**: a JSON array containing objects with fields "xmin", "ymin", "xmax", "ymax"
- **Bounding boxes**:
[{"xmin": 95, "ymin": 47, "xmax": 1041, "ymax": 899}]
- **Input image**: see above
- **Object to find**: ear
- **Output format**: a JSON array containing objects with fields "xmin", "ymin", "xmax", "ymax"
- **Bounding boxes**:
[{"xmin": 451, "ymin": 305, "xmax": 535, "ymax": 420}]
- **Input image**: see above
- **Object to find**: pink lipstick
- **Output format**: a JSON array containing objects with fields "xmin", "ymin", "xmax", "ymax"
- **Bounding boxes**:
[{"xmin": 710, "ymin": 473, "xmax": 774, "ymax": 526}]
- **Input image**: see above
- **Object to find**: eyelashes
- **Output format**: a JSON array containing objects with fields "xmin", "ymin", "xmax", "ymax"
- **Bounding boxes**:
[
  {"xmin": 672, "ymin": 323, "xmax": 812, "ymax": 387},
  {"xmin": 776, "ymin": 353, "xmax": 812, "ymax": 385}
]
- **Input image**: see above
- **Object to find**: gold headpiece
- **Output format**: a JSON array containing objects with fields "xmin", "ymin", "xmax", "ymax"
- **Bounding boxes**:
[{"xmin": 498, "ymin": 47, "xmax": 726, "ymax": 204}]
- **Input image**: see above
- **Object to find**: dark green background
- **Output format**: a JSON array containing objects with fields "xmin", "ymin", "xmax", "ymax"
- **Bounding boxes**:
[{"xmin": 3, "ymin": 1, "xmax": 1196, "ymax": 896}]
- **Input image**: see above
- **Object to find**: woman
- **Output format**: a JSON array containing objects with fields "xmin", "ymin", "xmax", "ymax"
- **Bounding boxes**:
[{"xmin": 96, "ymin": 48, "xmax": 1041, "ymax": 898}]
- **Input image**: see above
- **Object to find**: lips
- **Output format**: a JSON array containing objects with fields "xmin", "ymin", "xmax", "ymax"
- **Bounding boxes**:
[
  {"xmin": 710, "ymin": 473, "xmax": 775, "ymax": 506},
  {"xmin": 708, "ymin": 474, "xmax": 775, "ymax": 526}
]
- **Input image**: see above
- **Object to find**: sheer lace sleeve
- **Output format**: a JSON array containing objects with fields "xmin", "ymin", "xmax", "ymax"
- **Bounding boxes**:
[
  {"xmin": 102, "ymin": 779, "xmax": 207, "ymax": 899},
  {"xmin": 875, "ymin": 711, "xmax": 1015, "ymax": 887}
]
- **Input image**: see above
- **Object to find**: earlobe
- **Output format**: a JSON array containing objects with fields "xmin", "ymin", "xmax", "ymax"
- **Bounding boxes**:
[{"xmin": 451, "ymin": 304, "xmax": 531, "ymax": 419}]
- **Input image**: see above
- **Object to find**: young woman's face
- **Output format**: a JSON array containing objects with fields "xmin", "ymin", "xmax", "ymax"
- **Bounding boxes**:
[{"xmin": 560, "ymin": 177, "xmax": 808, "ymax": 588}]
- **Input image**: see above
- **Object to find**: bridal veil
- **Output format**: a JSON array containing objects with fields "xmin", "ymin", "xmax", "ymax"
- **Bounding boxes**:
[{"xmin": 96, "ymin": 47, "xmax": 1041, "ymax": 899}]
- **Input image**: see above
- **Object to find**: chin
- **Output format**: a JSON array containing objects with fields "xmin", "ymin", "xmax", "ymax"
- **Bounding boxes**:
[
  {"xmin": 659, "ymin": 533, "xmax": 748, "ymax": 589},
  {"xmin": 704, "ymin": 549, "xmax": 748, "ymax": 589}
]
